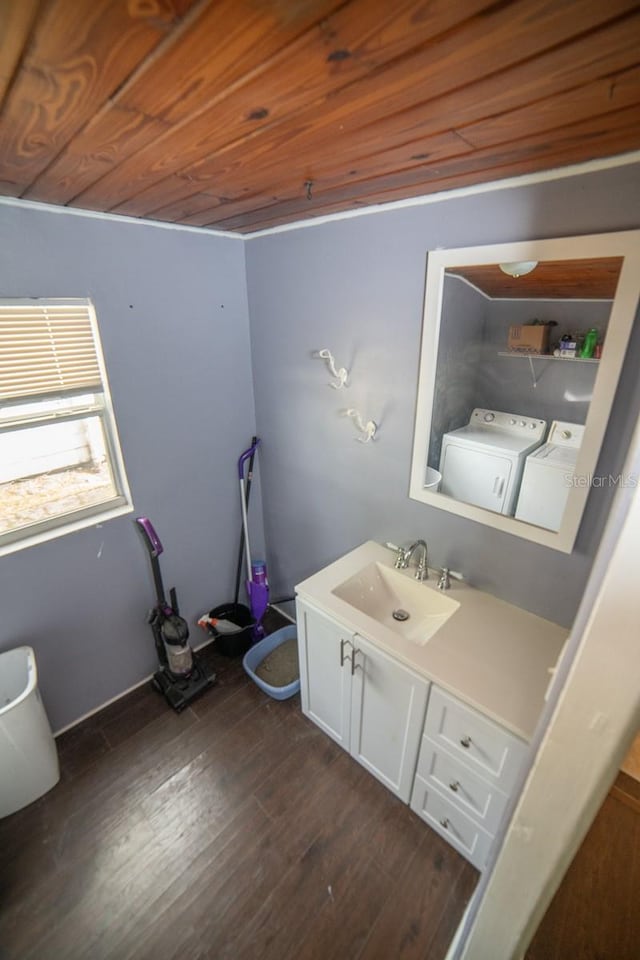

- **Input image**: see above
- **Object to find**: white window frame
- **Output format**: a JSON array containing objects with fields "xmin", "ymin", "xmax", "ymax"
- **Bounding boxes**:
[{"xmin": 0, "ymin": 298, "xmax": 133, "ymax": 555}]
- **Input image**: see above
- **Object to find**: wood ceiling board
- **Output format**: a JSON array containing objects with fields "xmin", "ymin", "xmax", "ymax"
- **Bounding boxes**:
[
  {"xmin": 118, "ymin": 0, "xmax": 347, "ymax": 124},
  {"xmin": 447, "ymin": 260, "xmax": 623, "ymax": 300},
  {"xmin": 1, "ymin": 1, "xmax": 640, "ymax": 231},
  {"xmin": 0, "ymin": 0, "xmax": 40, "ymax": 108},
  {"xmin": 23, "ymin": 107, "xmax": 171, "ymax": 204},
  {"xmin": 144, "ymin": 191, "xmax": 229, "ymax": 224},
  {"xmin": 70, "ymin": 0, "xmax": 495, "ymax": 212},
  {"xmin": 94, "ymin": 0, "xmax": 640, "ymax": 222},
  {"xmin": 212, "ymin": 106, "xmax": 640, "ymax": 231},
  {"xmin": 164, "ymin": 16, "xmax": 640, "ymax": 227},
  {"xmin": 0, "ymin": 0, "xmax": 197, "ymax": 192},
  {"xmin": 457, "ymin": 66, "xmax": 640, "ymax": 150},
  {"xmin": 117, "ymin": 124, "xmax": 475, "ymax": 223}
]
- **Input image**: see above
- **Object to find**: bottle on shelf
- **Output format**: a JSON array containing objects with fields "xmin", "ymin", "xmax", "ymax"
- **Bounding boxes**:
[{"xmin": 579, "ymin": 328, "xmax": 598, "ymax": 359}]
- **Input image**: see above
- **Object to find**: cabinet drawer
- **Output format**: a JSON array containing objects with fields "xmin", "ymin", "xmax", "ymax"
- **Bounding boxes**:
[
  {"xmin": 410, "ymin": 774, "xmax": 493, "ymax": 870},
  {"xmin": 416, "ymin": 736, "xmax": 509, "ymax": 835},
  {"xmin": 424, "ymin": 686, "xmax": 528, "ymax": 793}
]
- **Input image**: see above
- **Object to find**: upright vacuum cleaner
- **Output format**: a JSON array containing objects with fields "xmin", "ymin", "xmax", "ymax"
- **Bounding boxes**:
[{"xmin": 136, "ymin": 517, "xmax": 215, "ymax": 711}]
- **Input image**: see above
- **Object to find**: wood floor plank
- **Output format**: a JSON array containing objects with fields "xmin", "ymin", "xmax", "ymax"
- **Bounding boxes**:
[
  {"xmin": 0, "ymin": 612, "xmax": 476, "ymax": 960},
  {"xmin": 279, "ymin": 852, "xmax": 393, "ymax": 960},
  {"xmin": 357, "ymin": 828, "xmax": 471, "ymax": 960},
  {"xmin": 525, "ymin": 791, "xmax": 640, "ymax": 960},
  {"xmin": 101, "ymin": 797, "xmax": 286, "ymax": 960}
]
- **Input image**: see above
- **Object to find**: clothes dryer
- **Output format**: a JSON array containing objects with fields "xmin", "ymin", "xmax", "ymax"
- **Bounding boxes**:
[
  {"xmin": 439, "ymin": 409, "xmax": 547, "ymax": 515},
  {"xmin": 515, "ymin": 421, "xmax": 585, "ymax": 531}
]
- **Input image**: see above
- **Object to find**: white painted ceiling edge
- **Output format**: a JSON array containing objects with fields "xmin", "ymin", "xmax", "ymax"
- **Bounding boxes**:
[{"xmin": 1, "ymin": 149, "xmax": 639, "ymax": 240}]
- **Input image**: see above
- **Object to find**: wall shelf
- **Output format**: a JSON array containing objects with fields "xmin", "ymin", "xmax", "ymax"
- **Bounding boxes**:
[
  {"xmin": 497, "ymin": 351, "xmax": 599, "ymax": 388},
  {"xmin": 497, "ymin": 352, "xmax": 599, "ymax": 363}
]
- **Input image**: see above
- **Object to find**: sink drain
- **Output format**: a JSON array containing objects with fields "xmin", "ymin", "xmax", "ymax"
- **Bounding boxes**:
[{"xmin": 392, "ymin": 608, "xmax": 410, "ymax": 622}]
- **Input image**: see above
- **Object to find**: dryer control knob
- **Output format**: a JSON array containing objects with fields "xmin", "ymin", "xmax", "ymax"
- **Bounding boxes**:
[
  {"xmin": 529, "ymin": 423, "xmax": 537, "ymax": 429},
  {"xmin": 509, "ymin": 418, "xmax": 516, "ymax": 425},
  {"xmin": 520, "ymin": 420, "xmax": 526, "ymax": 427},
  {"xmin": 562, "ymin": 430, "xmax": 572, "ymax": 439},
  {"xmin": 483, "ymin": 412, "xmax": 495, "ymax": 422}
]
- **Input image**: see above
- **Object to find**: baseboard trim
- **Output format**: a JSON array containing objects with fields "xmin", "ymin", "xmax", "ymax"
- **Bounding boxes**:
[{"xmin": 53, "ymin": 633, "xmax": 217, "ymax": 737}]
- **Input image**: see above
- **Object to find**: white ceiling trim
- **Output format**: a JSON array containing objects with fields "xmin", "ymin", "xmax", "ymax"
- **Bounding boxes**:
[
  {"xmin": 244, "ymin": 150, "xmax": 640, "ymax": 239},
  {"xmin": 1, "ymin": 150, "xmax": 638, "ymax": 240}
]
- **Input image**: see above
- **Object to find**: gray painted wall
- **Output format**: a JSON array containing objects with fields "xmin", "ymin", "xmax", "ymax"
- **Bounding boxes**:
[
  {"xmin": 245, "ymin": 163, "xmax": 640, "ymax": 630},
  {"xmin": 1, "ymin": 161, "xmax": 638, "ymax": 732},
  {"xmin": 429, "ymin": 276, "xmax": 486, "ymax": 469},
  {"xmin": 0, "ymin": 205, "xmax": 260, "ymax": 731}
]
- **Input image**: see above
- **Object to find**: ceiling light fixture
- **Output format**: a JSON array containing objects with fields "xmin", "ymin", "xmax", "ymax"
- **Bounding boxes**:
[{"xmin": 498, "ymin": 260, "xmax": 538, "ymax": 278}]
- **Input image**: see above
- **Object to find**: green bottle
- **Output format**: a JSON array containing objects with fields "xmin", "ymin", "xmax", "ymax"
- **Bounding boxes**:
[{"xmin": 580, "ymin": 328, "xmax": 598, "ymax": 359}]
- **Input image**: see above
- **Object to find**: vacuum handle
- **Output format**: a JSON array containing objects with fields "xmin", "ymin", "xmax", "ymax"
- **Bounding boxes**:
[
  {"xmin": 136, "ymin": 517, "xmax": 164, "ymax": 558},
  {"xmin": 238, "ymin": 437, "xmax": 260, "ymax": 479}
]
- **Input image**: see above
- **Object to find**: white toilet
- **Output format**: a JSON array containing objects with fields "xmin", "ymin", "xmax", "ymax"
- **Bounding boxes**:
[{"xmin": 0, "ymin": 646, "xmax": 59, "ymax": 818}]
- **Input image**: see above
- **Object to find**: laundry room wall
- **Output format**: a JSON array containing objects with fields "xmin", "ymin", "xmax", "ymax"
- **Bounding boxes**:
[
  {"xmin": 0, "ymin": 204, "xmax": 259, "ymax": 731},
  {"xmin": 245, "ymin": 162, "xmax": 640, "ymax": 628},
  {"xmin": 478, "ymin": 297, "xmax": 612, "ymax": 425}
]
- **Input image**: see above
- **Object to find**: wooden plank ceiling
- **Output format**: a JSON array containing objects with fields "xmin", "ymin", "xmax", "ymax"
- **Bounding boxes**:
[
  {"xmin": 1, "ymin": 0, "xmax": 639, "ymax": 234},
  {"xmin": 448, "ymin": 258, "xmax": 623, "ymax": 299}
]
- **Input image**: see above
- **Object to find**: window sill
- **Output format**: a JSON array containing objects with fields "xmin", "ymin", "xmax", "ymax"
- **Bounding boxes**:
[{"xmin": 0, "ymin": 500, "xmax": 134, "ymax": 557}]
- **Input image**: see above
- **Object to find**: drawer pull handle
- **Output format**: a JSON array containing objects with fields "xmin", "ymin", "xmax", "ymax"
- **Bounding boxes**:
[
  {"xmin": 449, "ymin": 781, "xmax": 460, "ymax": 793},
  {"xmin": 440, "ymin": 818, "xmax": 450, "ymax": 829},
  {"xmin": 460, "ymin": 736, "xmax": 472, "ymax": 749}
]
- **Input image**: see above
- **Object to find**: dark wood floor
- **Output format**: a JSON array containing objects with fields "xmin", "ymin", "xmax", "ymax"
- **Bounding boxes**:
[
  {"xmin": 0, "ymin": 610, "xmax": 477, "ymax": 960},
  {"xmin": 526, "ymin": 772, "xmax": 640, "ymax": 960}
]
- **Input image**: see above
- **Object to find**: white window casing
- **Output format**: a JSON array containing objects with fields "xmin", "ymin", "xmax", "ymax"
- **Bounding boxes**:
[{"xmin": 0, "ymin": 299, "xmax": 133, "ymax": 554}]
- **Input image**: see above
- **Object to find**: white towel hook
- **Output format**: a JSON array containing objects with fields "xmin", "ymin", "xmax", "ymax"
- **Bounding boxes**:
[
  {"xmin": 343, "ymin": 408, "xmax": 377, "ymax": 443},
  {"xmin": 313, "ymin": 348, "xmax": 349, "ymax": 389}
]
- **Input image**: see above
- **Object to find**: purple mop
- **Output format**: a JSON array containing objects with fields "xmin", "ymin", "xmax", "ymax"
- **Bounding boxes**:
[{"xmin": 238, "ymin": 439, "xmax": 269, "ymax": 640}]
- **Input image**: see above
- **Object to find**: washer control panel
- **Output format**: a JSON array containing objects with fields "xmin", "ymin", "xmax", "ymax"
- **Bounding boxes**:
[{"xmin": 471, "ymin": 408, "xmax": 547, "ymax": 440}]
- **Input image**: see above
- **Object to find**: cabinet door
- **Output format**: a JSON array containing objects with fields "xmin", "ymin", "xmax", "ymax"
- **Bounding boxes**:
[
  {"xmin": 349, "ymin": 634, "xmax": 429, "ymax": 802},
  {"xmin": 296, "ymin": 599, "xmax": 353, "ymax": 749}
]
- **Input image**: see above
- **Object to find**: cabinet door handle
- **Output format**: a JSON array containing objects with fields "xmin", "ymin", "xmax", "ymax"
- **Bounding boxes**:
[
  {"xmin": 339, "ymin": 638, "xmax": 352, "ymax": 667},
  {"xmin": 460, "ymin": 736, "xmax": 472, "ymax": 749},
  {"xmin": 351, "ymin": 647, "xmax": 362, "ymax": 676},
  {"xmin": 449, "ymin": 781, "xmax": 460, "ymax": 793},
  {"xmin": 440, "ymin": 818, "xmax": 450, "ymax": 830}
]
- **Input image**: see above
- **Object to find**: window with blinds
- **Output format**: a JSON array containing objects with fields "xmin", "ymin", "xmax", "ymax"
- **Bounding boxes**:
[{"xmin": 0, "ymin": 299, "xmax": 132, "ymax": 554}]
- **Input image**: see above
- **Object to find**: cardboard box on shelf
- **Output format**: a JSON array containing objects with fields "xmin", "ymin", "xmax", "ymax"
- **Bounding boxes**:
[{"xmin": 507, "ymin": 324, "xmax": 551, "ymax": 354}]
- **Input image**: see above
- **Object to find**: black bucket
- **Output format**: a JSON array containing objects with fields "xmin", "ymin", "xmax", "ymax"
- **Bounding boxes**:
[{"xmin": 206, "ymin": 602, "xmax": 255, "ymax": 657}]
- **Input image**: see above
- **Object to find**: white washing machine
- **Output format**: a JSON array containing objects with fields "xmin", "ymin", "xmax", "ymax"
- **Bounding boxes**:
[
  {"xmin": 439, "ymin": 409, "xmax": 547, "ymax": 515},
  {"xmin": 515, "ymin": 421, "xmax": 585, "ymax": 531}
]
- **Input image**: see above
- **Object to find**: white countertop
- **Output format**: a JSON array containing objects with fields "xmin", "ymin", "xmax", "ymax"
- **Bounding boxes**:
[{"xmin": 295, "ymin": 540, "xmax": 568, "ymax": 742}]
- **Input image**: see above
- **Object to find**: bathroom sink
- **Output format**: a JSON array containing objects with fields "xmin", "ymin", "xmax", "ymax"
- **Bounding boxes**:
[{"xmin": 331, "ymin": 561, "xmax": 460, "ymax": 645}]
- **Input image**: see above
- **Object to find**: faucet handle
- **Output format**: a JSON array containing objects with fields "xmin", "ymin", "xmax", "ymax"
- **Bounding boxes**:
[
  {"xmin": 437, "ymin": 567, "xmax": 451, "ymax": 590},
  {"xmin": 394, "ymin": 546, "xmax": 408, "ymax": 569}
]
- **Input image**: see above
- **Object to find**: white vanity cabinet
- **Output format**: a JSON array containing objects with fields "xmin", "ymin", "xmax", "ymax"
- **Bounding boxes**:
[
  {"xmin": 296, "ymin": 599, "xmax": 430, "ymax": 802},
  {"xmin": 410, "ymin": 686, "xmax": 528, "ymax": 869}
]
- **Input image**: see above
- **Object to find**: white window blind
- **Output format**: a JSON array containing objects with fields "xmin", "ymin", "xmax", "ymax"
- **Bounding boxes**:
[{"xmin": 0, "ymin": 301, "xmax": 102, "ymax": 402}]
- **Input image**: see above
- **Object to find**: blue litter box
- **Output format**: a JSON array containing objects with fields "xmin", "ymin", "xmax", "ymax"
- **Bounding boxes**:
[{"xmin": 242, "ymin": 625, "xmax": 300, "ymax": 700}]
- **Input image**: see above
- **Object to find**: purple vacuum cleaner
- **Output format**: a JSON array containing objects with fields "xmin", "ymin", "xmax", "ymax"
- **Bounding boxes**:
[{"xmin": 136, "ymin": 517, "xmax": 215, "ymax": 711}]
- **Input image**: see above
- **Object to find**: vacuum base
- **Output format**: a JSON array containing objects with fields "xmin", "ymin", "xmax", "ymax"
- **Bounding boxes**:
[{"xmin": 152, "ymin": 653, "xmax": 215, "ymax": 712}]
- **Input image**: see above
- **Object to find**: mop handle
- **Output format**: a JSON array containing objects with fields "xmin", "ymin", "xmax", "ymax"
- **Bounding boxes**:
[
  {"xmin": 237, "ymin": 439, "xmax": 260, "ymax": 479},
  {"xmin": 238, "ymin": 439, "xmax": 261, "ymax": 581}
]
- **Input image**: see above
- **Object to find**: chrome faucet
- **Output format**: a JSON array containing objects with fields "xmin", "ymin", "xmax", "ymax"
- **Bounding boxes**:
[
  {"xmin": 437, "ymin": 567, "xmax": 451, "ymax": 590},
  {"xmin": 396, "ymin": 539, "xmax": 429, "ymax": 581}
]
